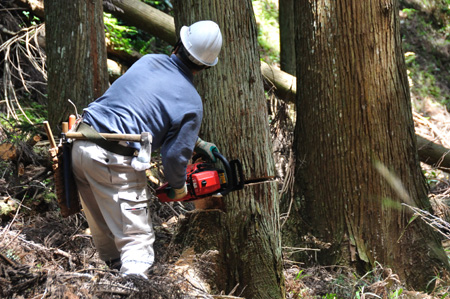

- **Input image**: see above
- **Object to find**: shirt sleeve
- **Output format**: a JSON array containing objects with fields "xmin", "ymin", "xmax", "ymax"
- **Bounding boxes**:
[{"xmin": 160, "ymin": 110, "xmax": 202, "ymax": 189}]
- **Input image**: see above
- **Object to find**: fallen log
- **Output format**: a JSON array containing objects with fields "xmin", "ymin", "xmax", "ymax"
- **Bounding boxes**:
[
  {"xmin": 417, "ymin": 135, "xmax": 450, "ymax": 171},
  {"xmin": 261, "ymin": 61, "xmax": 296, "ymax": 104},
  {"xmin": 105, "ymin": 0, "xmax": 177, "ymax": 45}
]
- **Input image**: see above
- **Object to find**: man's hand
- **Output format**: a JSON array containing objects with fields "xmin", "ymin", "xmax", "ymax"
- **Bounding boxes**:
[
  {"xmin": 194, "ymin": 137, "xmax": 219, "ymax": 162},
  {"xmin": 167, "ymin": 184, "xmax": 188, "ymax": 200},
  {"xmin": 131, "ymin": 157, "xmax": 150, "ymax": 171}
]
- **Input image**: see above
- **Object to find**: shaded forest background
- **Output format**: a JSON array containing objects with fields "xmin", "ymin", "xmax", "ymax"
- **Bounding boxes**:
[{"xmin": 0, "ymin": 0, "xmax": 449, "ymax": 298}]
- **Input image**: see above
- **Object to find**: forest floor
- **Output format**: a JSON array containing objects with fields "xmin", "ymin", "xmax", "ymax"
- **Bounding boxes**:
[
  {"xmin": 0, "ymin": 99, "xmax": 450, "ymax": 299},
  {"xmin": 1, "ymin": 1, "xmax": 450, "ymax": 298},
  {"xmin": 1, "ymin": 106, "xmax": 450, "ymax": 299}
]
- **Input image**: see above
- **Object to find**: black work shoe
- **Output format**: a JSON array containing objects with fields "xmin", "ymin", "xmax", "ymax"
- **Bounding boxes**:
[{"xmin": 105, "ymin": 258, "xmax": 122, "ymax": 271}]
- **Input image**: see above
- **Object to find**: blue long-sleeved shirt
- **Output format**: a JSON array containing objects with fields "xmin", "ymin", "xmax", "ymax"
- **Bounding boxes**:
[{"xmin": 82, "ymin": 54, "xmax": 202, "ymax": 188}]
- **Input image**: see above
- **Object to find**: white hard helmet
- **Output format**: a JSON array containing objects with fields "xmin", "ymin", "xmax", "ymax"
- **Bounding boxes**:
[{"xmin": 180, "ymin": 20, "xmax": 223, "ymax": 67}]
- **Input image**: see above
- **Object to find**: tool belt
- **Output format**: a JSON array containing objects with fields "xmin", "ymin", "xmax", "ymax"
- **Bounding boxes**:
[{"xmin": 77, "ymin": 122, "xmax": 137, "ymax": 157}]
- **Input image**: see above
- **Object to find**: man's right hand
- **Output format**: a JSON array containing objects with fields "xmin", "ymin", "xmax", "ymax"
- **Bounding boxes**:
[{"xmin": 167, "ymin": 184, "xmax": 188, "ymax": 200}]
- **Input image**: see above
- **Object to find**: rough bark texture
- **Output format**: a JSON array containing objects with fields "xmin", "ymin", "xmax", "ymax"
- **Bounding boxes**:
[
  {"xmin": 172, "ymin": 1, "xmax": 284, "ymax": 298},
  {"xmin": 279, "ymin": 0, "xmax": 296, "ymax": 76},
  {"xmin": 44, "ymin": 0, "xmax": 108, "ymax": 132},
  {"xmin": 288, "ymin": 0, "xmax": 450, "ymax": 290}
]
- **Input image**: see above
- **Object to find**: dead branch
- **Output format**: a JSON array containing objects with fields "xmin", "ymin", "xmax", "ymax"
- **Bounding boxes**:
[
  {"xmin": 403, "ymin": 203, "xmax": 450, "ymax": 240},
  {"xmin": 3, "ymin": 230, "xmax": 77, "ymax": 262},
  {"xmin": 0, "ymin": 23, "xmax": 46, "ymax": 123}
]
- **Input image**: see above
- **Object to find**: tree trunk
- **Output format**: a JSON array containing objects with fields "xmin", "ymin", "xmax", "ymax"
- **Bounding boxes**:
[
  {"xmin": 288, "ymin": 0, "xmax": 450, "ymax": 290},
  {"xmin": 44, "ymin": 0, "xmax": 108, "ymax": 132},
  {"xmin": 279, "ymin": 0, "xmax": 296, "ymax": 76},
  {"xmin": 172, "ymin": 1, "xmax": 284, "ymax": 298}
]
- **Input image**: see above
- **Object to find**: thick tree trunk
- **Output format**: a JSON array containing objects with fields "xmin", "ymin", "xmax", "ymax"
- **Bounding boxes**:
[
  {"xmin": 279, "ymin": 0, "xmax": 296, "ymax": 76},
  {"xmin": 172, "ymin": 1, "xmax": 284, "ymax": 298},
  {"xmin": 289, "ymin": 0, "xmax": 450, "ymax": 290},
  {"xmin": 44, "ymin": 0, "xmax": 108, "ymax": 132}
]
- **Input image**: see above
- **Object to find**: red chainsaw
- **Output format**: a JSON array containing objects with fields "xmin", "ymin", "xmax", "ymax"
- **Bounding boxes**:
[{"xmin": 156, "ymin": 152, "xmax": 245, "ymax": 202}]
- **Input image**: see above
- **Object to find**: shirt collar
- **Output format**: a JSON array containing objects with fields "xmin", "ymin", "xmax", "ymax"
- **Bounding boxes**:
[{"xmin": 170, "ymin": 54, "xmax": 194, "ymax": 81}]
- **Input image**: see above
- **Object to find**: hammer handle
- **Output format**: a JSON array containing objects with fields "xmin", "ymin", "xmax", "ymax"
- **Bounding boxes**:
[
  {"xmin": 65, "ymin": 132, "xmax": 142, "ymax": 142},
  {"xmin": 43, "ymin": 121, "xmax": 57, "ymax": 149}
]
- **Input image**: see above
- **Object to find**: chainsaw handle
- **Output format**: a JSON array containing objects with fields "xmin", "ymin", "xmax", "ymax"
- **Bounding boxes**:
[
  {"xmin": 213, "ymin": 152, "xmax": 244, "ymax": 196},
  {"xmin": 230, "ymin": 159, "xmax": 245, "ymax": 191}
]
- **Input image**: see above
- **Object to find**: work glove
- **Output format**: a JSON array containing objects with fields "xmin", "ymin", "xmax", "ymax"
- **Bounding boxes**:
[
  {"xmin": 131, "ymin": 157, "xmax": 151, "ymax": 172},
  {"xmin": 167, "ymin": 184, "xmax": 188, "ymax": 200},
  {"xmin": 194, "ymin": 137, "xmax": 219, "ymax": 162}
]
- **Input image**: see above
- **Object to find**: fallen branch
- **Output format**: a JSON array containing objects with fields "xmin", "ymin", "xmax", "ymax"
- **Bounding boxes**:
[{"xmin": 3, "ymin": 230, "xmax": 77, "ymax": 262}]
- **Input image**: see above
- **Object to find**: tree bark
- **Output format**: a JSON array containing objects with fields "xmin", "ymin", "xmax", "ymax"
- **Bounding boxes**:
[
  {"xmin": 172, "ymin": 1, "xmax": 284, "ymax": 298},
  {"xmin": 44, "ymin": 0, "xmax": 108, "ymax": 132},
  {"xmin": 289, "ymin": 0, "xmax": 450, "ymax": 290},
  {"xmin": 279, "ymin": 0, "xmax": 296, "ymax": 76}
]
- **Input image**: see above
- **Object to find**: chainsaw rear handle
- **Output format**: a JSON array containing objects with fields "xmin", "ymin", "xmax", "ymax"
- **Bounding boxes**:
[
  {"xmin": 230, "ymin": 159, "xmax": 245, "ymax": 191},
  {"xmin": 213, "ymin": 152, "xmax": 244, "ymax": 196}
]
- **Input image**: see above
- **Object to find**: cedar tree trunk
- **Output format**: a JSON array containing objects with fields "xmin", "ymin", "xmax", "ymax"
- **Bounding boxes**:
[
  {"xmin": 287, "ymin": 0, "xmax": 450, "ymax": 290},
  {"xmin": 45, "ymin": 0, "xmax": 108, "ymax": 132},
  {"xmin": 279, "ymin": 0, "xmax": 296, "ymax": 76},
  {"xmin": 172, "ymin": 1, "xmax": 285, "ymax": 298}
]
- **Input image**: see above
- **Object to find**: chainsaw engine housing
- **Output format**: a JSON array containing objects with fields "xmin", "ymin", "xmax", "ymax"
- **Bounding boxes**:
[{"xmin": 155, "ymin": 152, "xmax": 243, "ymax": 202}]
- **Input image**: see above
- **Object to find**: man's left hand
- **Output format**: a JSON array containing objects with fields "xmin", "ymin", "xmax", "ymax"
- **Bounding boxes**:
[{"xmin": 194, "ymin": 137, "xmax": 219, "ymax": 162}]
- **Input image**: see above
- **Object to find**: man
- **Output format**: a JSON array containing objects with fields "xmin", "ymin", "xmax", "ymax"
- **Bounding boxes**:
[{"xmin": 71, "ymin": 20, "xmax": 222, "ymax": 278}]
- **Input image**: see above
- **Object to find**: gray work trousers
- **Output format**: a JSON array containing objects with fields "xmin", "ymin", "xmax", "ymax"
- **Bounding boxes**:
[{"xmin": 71, "ymin": 140, "xmax": 155, "ymax": 277}]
